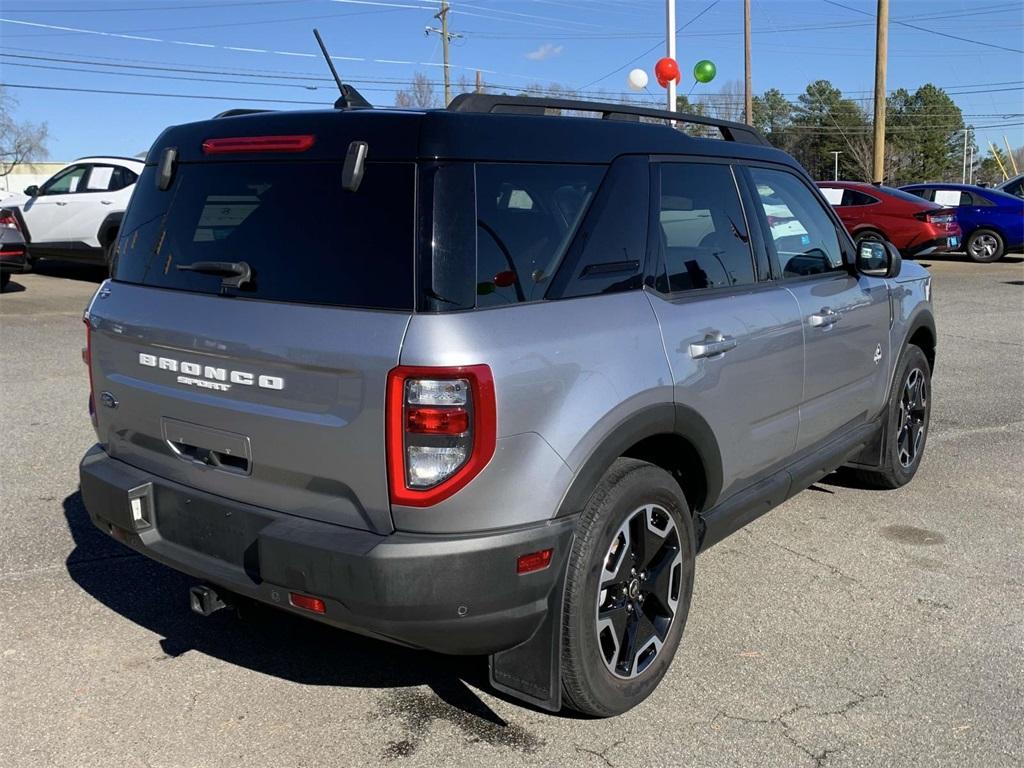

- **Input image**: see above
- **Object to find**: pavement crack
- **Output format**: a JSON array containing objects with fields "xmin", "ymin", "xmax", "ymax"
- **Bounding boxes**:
[
  {"xmin": 573, "ymin": 739, "xmax": 623, "ymax": 768},
  {"xmin": 759, "ymin": 537, "xmax": 861, "ymax": 587}
]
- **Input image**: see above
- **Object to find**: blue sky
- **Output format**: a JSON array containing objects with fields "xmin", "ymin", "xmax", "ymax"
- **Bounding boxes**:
[{"xmin": 0, "ymin": 0, "xmax": 1021, "ymax": 163}]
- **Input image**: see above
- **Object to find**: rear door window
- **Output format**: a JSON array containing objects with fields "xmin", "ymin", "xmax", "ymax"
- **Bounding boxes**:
[
  {"xmin": 114, "ymin": 161, "xmax": 415, "ymax": 310},
  {"xmin": 475, "ymin": 163, "xmax": 604, "ymax": 307}
]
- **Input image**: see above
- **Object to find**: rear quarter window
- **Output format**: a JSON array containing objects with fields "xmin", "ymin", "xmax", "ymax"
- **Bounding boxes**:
[{"xmin": 114, "ymin": 161, "xmax": 415, "ymax": 310}]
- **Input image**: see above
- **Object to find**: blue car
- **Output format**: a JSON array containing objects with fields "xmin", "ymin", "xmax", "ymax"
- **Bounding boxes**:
[{"xmin": 901, "ymin": 183, "xmax": 1024, "ymax": 262}]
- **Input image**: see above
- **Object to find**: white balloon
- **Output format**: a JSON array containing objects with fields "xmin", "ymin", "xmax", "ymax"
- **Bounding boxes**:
[{"xmin": 627, "ymin": 68, "xmax": 649, "ymax": 91}]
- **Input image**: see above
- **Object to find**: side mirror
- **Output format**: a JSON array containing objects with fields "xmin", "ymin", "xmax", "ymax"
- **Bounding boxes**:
[
  {"xmin": 24, "ymin": 185, "xmax": 39, "ymax": 197},
  {"xmin": 856, "ymin": 239, "xmax": 901, "ymax": 278}
]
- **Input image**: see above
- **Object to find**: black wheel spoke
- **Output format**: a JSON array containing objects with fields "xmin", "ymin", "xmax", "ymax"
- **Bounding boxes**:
[{"xmin": 598, "ymin": 600, "xmax": 630, "ymax": 641}]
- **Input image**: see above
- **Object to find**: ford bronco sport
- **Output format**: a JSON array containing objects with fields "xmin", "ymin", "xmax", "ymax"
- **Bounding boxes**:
[{"xmin": 79, "ymin": 93, "xmax": 936, "ymax": 717}]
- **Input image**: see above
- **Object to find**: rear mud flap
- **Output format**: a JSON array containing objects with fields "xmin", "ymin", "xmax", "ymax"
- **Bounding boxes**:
[{"xmin": 488, "ymin": 547, "xmax": 569, "ymax": 713}]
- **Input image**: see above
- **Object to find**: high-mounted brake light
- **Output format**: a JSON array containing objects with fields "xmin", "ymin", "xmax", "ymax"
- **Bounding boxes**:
[
  {"xmin": 201, "ymin": 134, "xmax": 316, "ymax": 155},
  {"xmin": 386, "ymin": 365, "xmax": 496, "ymax": 507}
]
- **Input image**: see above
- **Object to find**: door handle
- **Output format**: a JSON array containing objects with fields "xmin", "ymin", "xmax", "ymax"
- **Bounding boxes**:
[
  {"xmin": 809, "ymin": 308, "xmax": 841, "ymax": 327},
  {"xmin": 55, "ymin": 201, "xmax": 68, "ymax": 206},
  {"xmin": 101, "ymin": 200, "xmax": 113, "ymax": 205},
  {"xmin": 689, "ymin": 333, "xmax": 738, "ymax": 359}
]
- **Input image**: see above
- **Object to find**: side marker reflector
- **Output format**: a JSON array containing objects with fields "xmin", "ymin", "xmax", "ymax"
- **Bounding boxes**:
[{"xmin": 516, "ymin": 549, "xmax": 553, "ymax": 574}]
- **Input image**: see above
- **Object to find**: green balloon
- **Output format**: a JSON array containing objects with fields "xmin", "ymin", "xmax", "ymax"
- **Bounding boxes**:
[{"xmin": 693, "ymin": 60, "xmax": 716, "ymax": 84}]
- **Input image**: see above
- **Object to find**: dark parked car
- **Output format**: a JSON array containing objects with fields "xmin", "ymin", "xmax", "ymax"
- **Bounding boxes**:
[
  {"xmin": 0, "ymin": 209, "xmax": 29, "ymax": 290},
  {"xmin": 901, "ymin": 183, "xmax": 1024, "ymax": 262},
  {"xmin": 996, "ymin": 173, "xmax": 1023, "ymax": 199},
  {"xmin": 817, "ymin": 181, "xmax": 960, "ymax": 257}
]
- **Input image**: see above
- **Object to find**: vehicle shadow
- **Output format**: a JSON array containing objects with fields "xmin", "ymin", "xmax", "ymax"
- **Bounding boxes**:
[
  {"xmin": 916, "ymin": 252, "xmax": 1023, "ymax": 265},
  {"xmin": 61, "ymin": 490, "xmax": 553, "ymax": 734},
  {"xmin": 31, "ymin": 260, "xmax": 108, "ymax": 283},
  {"xmin": 1, "ymin": 279, "xmax": 27, "ymax": 293}
]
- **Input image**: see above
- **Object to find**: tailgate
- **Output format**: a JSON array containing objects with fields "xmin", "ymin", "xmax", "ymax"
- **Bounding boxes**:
[{"xmin": 88, "ymin": 282, "xmax": 408, "ymax": 533}]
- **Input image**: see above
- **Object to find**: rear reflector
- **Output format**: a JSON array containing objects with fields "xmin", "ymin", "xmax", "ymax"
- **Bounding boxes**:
[
  {"xmin": 517, "ymin": 549, "xmax": 553, "ymax": 574},
  {"xmin": 289, "ymin": 592, "xmax": 326, "ymax": 614},
  {"xmin": 202, "ymin": 134, "xmax": 316, "ymax": 154}
]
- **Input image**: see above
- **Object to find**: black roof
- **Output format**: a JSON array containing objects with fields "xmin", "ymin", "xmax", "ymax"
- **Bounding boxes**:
[{"xmin": 146, "ymin": 100, "xmax": 799, "ymax": 170}]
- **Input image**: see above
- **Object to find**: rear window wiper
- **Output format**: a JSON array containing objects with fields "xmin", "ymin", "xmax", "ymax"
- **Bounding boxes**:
[{"xmin": 176, "ymin": 260, "xmax": 253, "ymax": 291}]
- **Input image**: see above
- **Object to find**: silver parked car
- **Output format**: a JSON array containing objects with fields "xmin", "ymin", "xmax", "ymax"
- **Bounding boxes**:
[{"xmin": 78, "ymin": 93, "xmax": 936, "ymax": 717}]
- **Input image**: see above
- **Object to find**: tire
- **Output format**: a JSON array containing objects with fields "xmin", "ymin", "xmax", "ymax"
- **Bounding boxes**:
[
  {"xmin": 103, "ymin": 239, "xmax": 117, "ymax": 275},
  {"xmin": 561, "ymin": 458, "xmax": 695, "ymax": 717},
  {"xmin": 966, "ymin": 229, "xmax": 1004, "ymax": 263},
  {"xmin": 0, "ymin": 272, "xmax": 9, "ymax": 290},
  {"xmin": 852, "ymin": 344, "xmax": 932, "ymax": 489}
]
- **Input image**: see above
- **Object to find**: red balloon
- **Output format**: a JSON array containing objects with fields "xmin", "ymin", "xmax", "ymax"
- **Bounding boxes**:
[{"xmin": 654, "ymin": 57, "xmax": 681, "ymax": 88}]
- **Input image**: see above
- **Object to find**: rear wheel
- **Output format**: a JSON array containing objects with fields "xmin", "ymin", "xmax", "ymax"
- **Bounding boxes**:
[
  {"xmin": 966, "ymin": 229, "xmax": 1004, "ymax": 262},
  {"xmin": 852, "ymin": 344, "xmax": 931, "ymax": 489},
  {"xmin": 561, "ymin": 458, "xmax": 695, "ymax": 717}
]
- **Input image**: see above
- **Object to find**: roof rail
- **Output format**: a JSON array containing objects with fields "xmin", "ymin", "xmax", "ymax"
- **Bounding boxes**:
[
  {"xmin": 447, "ymin": 93, "xmax": 769, "ymax": 146},
  {"xmin": 214, "ymin": 108, "xmax": 275, "ymax": 119}
]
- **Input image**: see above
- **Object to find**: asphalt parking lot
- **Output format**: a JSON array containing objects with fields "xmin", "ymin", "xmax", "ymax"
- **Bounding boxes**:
[{"xmin": 1, "ymin": 255, "xmax": 1021, "ymax": 768}]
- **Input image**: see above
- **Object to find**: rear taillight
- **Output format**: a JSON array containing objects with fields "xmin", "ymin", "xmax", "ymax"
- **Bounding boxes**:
[
  {"xmin": 83, "ymin": 312, "xmax": 96, "ymax": 426},
  {"xmin": 386, "ymin": 365, "xmax": 496, "ymax": 507},
  {"xmin": 0, "ymin": 209, "xmax": 21, "ymax": 232},
  {"xmin": 201, "ymin": 134, "xmax": 315, "ymax": 154}
]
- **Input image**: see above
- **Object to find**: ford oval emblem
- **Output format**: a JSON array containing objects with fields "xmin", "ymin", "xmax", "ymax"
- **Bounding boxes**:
[{"xmin": 100, "ymin": 391, "xmax": 119, "ymax": 409}]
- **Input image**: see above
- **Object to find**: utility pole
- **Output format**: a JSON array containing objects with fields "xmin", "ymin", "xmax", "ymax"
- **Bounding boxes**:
[
  {"xmin": 961, "ymin": 129, "xmax": 969, "ymax": 184},
  {"xmin": 830, "ymin": 151, "xmax": 842, "ymax": 181},
  {"xmin": 968, "ymin": 143, "xmax": 974, "ymax": 184},
  {"xmin": 475, "ymin": 69, "xmax": 482, "ymax": 94},
  {"xmin": 871, "ymin": 0, "xmax": 888, "ymax": 183},
  {"xmin": 666, "ymin": 0, "xmax": 676, "ymax": 112},
  {"xmin": 744, "ymin": 0, "xmax": 753, "ymax": 126},
  {"xmin": 425, "ymin": 1, "xmax": 462, "ymax": 106},
  {"xmin": 1005, "ymin": 135, "xmax": 1020, "ymax": 175}
]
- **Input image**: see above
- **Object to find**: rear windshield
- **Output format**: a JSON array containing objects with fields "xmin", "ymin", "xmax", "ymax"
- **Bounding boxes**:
[{"xmin": 114, "ymin": 161, "xmax": 415, "ymax": 310}]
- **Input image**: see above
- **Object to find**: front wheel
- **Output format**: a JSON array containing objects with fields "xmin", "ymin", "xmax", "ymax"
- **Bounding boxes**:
[
  {"xmin": 561, "ymin": 458, "xmax": 695, "ymax": 717},
  {"xmin": 852, "ymin": 344, "xmax": 932, "ymax": 489},
  {"xmin": 966, "ymin": 229, "xmax": 1004, "ymax": 262}
]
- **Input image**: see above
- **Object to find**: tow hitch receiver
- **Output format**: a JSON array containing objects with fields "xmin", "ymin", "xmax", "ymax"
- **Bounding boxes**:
[{"xmin": 189, "ymin": 585, "xmax": 229, "ymax": 617}]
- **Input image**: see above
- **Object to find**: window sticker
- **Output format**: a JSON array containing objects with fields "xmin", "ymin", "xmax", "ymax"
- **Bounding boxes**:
[{"xmin": 820, "ymin": 187, "xmax": 844, "ymax": 206}]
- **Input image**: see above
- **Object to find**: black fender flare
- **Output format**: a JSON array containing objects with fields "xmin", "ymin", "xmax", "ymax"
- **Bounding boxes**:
[
  {"xmin": 554, "ymin": 402, "xmax": 724, "ymax": 518},
  {"xmin": 97, "ymin": 211, "xmax": 124, "ymax": 248}
]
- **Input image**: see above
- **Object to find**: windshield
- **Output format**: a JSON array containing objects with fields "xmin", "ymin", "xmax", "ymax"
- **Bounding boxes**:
[{"xmin": 114, "ymin": 160, "xmax": 416, "ymax": 310}]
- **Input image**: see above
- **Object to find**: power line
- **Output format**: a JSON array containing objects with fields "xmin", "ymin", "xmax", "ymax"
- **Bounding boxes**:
[
  {"xmin": 579, "ymin": 0, "xmax": 720, "ymax": 90},
  {"xmin": 824, "ymin": 0, "xmax": 1024, "ymax": 54}
]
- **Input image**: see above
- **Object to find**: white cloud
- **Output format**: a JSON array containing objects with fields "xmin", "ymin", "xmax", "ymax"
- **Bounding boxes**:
[{"xmin": 525, "ymin": 43, "xmax": 564, "ymax": 61}]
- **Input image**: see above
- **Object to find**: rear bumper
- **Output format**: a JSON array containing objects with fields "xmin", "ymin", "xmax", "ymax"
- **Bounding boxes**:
[
  {"xmin": 0, "ymin": 251, "xmax": 29, "ymax": 274},
  {"xmin": 906, "ymin": 234, "xmax": 960, "ymax": 257},
  {"xmin": 79, "ymin": 445, "xmax": 575, "ymax": 655}
]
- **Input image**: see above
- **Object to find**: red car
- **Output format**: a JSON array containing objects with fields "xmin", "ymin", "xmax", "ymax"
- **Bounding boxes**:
[{"xmin": 816, "ymin": 181, "xmax": 961, "ymax": 257}]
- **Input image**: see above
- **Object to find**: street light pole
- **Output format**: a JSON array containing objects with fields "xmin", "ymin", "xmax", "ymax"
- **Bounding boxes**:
[
  {"xmin": 666, "ymin": 0, "xmax": 677, "ymax": 112},
  {"xmin": 830, "ymin": 151, "xmax": 842, "ymax": 181}
]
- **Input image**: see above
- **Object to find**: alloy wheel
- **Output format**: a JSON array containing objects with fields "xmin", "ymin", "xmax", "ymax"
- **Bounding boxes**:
[
  {"xmin": 969, "ymin": 234, "xmax": 998, "ymax": 260},
  {"xmin": 595, "ymin": 504, "xmax": 683, "ymax": 679},
  {"xmin": 897, "ymin": 367, "xmax": 928, "ymax": 468}
]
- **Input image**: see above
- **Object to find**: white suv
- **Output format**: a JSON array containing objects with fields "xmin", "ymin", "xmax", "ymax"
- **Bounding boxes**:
[{"xmin": 3, "ymin": 156, "xmax": 144, "ymax": 267}]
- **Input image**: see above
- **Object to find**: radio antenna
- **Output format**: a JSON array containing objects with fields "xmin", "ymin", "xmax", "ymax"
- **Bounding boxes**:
[{"xmin": 313, "ymin": 28, "xmax": 372, "ymax": 110}]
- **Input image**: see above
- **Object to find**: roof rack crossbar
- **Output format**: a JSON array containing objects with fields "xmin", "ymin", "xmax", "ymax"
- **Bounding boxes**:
[{"xmin": 447, "ymin": 94, "xmax": 769, "ymax": 146}]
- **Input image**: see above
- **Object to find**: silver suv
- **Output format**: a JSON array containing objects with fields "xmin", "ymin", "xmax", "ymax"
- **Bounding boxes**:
[{"xmin": 79, "ymin": 95, "xmax": 936, "ymax": 717}]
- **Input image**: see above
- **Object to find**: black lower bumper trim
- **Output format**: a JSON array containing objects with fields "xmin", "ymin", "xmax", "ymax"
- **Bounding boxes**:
[{"xmin": 79, "ymin": 445, "xmax": 576, "ymax": 655}]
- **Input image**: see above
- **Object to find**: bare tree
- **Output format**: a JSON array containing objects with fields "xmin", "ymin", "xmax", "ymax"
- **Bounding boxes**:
[
  {"xmin": 699, "ymin": 79, "xmax": 744, "ymax": 123},
  {"xmin": 394, "ymin": 73, "xmax": 440, "ymax": 108},
  {"xmin": 0, "ymin": 88, "xmax": 49, "ymax": 177}
]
